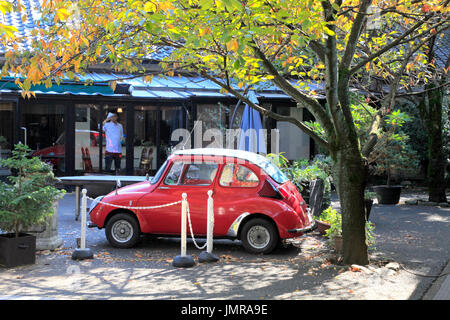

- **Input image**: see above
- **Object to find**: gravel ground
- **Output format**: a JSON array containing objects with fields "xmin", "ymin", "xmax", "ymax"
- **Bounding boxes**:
[{"xmin": 0, "ymin": 190, "xmax": 449, "ymax": 300}]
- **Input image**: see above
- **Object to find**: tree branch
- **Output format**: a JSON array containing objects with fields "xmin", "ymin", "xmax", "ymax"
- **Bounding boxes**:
[{"xmin": 198, "ymin": 71, "xmax": 330, "ymax": 150}]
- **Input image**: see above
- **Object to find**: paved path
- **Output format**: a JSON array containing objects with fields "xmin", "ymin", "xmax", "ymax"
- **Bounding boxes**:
[{"xmin": 0, "ymin": 191, "xmax": 449, "ymax": 300}]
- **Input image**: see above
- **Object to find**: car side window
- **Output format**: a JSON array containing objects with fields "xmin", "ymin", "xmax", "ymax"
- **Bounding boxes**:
[
  {"xmin": 164, "ymin": 161, "xmax": 184, "ymax": 185},
  {"xmin": 180, "ymin": 163, "xmax": 218, "ymax": 186},
  {"xmin": 219, "ymin": 164, "xmax": 259, "ymax": 187}
]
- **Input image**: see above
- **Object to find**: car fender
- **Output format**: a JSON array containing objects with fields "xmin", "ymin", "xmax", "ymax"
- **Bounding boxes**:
[{"xmin": 225, "ymin": 198, "xmax": 303, "ymax": 239}]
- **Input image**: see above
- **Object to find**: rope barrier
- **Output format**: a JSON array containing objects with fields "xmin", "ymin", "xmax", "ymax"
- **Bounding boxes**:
[
  {"xmin": 186, "ymin": 202, "xmax": 207, "ymax": 250},
  {"xmin": 87, "ymin": 194, "xmax": 209, "ymax": 251},
  {"xmin": 75, "ymin": 189, "xmax": 219, "ymax": 267},
  {"xmin": 86, "ymin": 196, "xmax": 182, "ymax": 210}
]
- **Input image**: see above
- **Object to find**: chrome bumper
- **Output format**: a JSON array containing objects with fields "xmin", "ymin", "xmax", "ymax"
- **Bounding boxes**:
[{"xmin": 287, "ymin": 220, "xmax": 317, "ymax": 234}]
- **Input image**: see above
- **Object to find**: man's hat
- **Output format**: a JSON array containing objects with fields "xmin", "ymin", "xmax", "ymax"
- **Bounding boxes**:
[{"xmin": 106, "ymin": 112, "xmax": 117, "ymax": 120}]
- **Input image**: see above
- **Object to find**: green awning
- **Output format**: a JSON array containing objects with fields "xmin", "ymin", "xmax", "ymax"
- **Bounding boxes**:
[{"xmin": 0, "ymin": 79, "xmax": 115, "ymax": 95}]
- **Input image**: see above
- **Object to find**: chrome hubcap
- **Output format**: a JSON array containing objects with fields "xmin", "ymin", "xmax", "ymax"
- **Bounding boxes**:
[
  {"xmin": 247, "ymin": 225, "xmax": 270, "ymax": 249},
  {"xmin": 111, "ymin": 220, "xmax": 133, "ymax": 243}
]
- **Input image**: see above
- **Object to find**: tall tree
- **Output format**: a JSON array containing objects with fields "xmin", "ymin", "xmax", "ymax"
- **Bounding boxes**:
[
  {"xmin": 3, "ymin": 0, "xmax": 449, "ymax": 265},
  {"xmin": 417, "ymin": 34, "xmax": 449, "ymax": 203}
]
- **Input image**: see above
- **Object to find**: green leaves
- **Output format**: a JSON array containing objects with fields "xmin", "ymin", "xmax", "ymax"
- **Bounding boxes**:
[{"xmin": 0, "ymin": 144, "xmax": 65, "ymax": 236}]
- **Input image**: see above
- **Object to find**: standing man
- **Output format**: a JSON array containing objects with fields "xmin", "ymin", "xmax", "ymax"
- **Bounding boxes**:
[{"xmin": 103, "ymin": 112, "xmax": 124, "ymax": 174}]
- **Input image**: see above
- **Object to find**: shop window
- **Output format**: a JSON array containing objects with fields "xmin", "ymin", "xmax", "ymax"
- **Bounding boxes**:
[
  {"xmin": 75, "ymin": 104, "xmax": 100, "ymax": 174},
  {"xmin": 0, "ymin": 103, "xmax": 13, "ymax": 179},
  {"xmin": 22, "ymin": 103, "xmax": 65, "ymax": 174}
]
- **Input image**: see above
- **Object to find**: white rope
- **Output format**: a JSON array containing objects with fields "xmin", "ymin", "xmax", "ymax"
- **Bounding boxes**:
[
  {"xmin": 87, "ymin": 193, "xmax": 210, "ymax": 251},
  {"xmin": 186, "ymin": 202, "xmax": 207, "ymax": 250},
  {"xmin": 87, "ymin": 196, "xmax": 182, "ymax": 210}
]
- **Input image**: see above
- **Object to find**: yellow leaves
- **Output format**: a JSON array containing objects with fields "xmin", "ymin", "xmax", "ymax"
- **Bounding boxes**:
[
  {"xmin": 54, "ymin": 8, "xmax": 70, "ymax": 23},
  {"xmin": 79, "ymin": 34, "xmax": 90, "ymax": 48},
  {"xmin": 0, "ymin": 1, "xmax": 12, "ymax": 14},
  {"xmin": 144, "ymin": 2, "xmax": 157, "ymax": 12},
  {"xmin": 226, "ymin": 39, "xmax": 239, "ymax": 52},
  {"xmin": 109, "ymin": 80, "xmax": 117, "ymax": 92},
  {"xmin": 199, "ymin": 26, "xmax": 212, "ymax": 37},
  {"xmin": 27, "ymin": 67, "xmax": 42, "ymax": 84},
  {"xmin": 0, "ymin": 23, "xmax": 17, "ymax": 39},
  {"xmin": 144, "ymin": 1, "xmax": 174, "ymax": 12}
]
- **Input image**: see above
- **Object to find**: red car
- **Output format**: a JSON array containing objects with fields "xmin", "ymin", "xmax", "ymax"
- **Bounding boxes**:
[{"xmin": 88, "ymin": 148, "xmax": 316, "ymax": 254}]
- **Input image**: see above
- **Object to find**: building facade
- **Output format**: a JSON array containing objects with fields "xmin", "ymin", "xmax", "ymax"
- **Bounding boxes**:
[{"xmin": 0, "ymin": 73, "xmax": 319, "ymax": 178}]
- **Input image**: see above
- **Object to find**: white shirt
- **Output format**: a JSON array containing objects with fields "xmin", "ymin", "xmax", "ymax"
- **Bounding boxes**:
[{"xmin": 103, "ymin": 122, "xmax": 123, "ymax": 153}]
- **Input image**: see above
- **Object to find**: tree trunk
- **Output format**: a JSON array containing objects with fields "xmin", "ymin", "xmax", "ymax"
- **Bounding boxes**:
[
  {"xmin": 425, "ymin": 85, "xmax": 447, "ymax": 203},
  {"xmin": 332, "ymin": 146, "xmax": 369, "ymax": 265}
]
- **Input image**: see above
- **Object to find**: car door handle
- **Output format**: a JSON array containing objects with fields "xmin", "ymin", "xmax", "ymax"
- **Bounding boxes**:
[{"xmin": 158, "ymin": 186, "xmax": 170, "ymax": 190}]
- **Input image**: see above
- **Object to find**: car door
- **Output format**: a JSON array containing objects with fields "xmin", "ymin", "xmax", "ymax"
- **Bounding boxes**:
[
  {"xmin": 138, "ymin": 160, "xmax": 185, "ymax": 234},
  {"xmin": 138, "ymin": 160, "xmax": 219, "ymax": 235},
  {"xmin": 170, "ymin": 162, "xmax": 219, "ymax": 236},
  {"xmin": 213, "ymin": 162, "xmax": 261, "ymax": 236}
]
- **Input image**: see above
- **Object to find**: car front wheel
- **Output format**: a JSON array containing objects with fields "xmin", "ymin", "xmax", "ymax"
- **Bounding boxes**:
[
  {"xmin": 105, "ymin": 213, "xmax": 140, "ymax": 248},
  {"xmin": 241, "ymin": 218, "xmax": 278, "ymax": 254}
]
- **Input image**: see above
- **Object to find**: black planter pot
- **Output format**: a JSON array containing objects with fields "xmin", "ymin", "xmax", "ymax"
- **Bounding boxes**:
[
  {"xmin": 365, "ymin": 199, "xmax": 373, "ymax": 221},
  {"xmin": 0, "ymin": 233, "xmax": 36, "ymax": 268},
  {"xmin": 373, "ymin": 185, "xmax": 402, "ymax": 205}
]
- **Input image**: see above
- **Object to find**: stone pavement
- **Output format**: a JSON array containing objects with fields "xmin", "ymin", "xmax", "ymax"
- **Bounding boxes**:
[{"xmin": 0, "ymin": 190, "xmax": 449, "ymax": 300}]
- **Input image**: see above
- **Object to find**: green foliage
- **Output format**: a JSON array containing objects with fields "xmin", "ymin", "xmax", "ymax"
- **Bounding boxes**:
[
  {"xmin": 319, "ymin": 206, "xmax": 375, "ymax": 249},
  {"xmin": 305, "ymin": 94, "xmax": 378, "ymax": 145},
  {"xmin": 364, "ymin": 191, "xmax": 377, "ymax": 200},
  {"xmin": 0, "ymin": 135, "xmax": 7, "ymax": 147},
  {"xmin": 0, "ymin": 144, "xmax": 65, "ymax": 237},
  {"xmin": 397, "ymin": 100, "xmax": 428, "ymax": 163},
  {"xmin": 267, "ymin": 153, "xmax": 332, "ymax": 192},
  {"xmin": 368, "ymin": 110, "xmax": 420, "ymax": 185}
]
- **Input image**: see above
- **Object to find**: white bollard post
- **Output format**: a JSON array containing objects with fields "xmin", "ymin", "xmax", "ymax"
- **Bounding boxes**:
[
  {"xmin": 80, "ymin": 189, "xmax": 87, "ymax": 250},
  {"xmin": 181, "ymin": 193, "xmax": 188, "ymax": 257},
  {"xmin": 172, "ymin": 193, "xmax": 195, "ymax": 268},
  {"xmin": 72, "ymin": 189, "xmax": 94, "ymax": 260},
  {"xmin": 198, "ymin": 190, "xmax": 219, "ymax": 263}
]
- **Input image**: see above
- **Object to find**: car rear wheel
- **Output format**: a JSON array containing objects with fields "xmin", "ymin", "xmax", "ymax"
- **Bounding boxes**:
[
  {"xmin": 241, "ymin": 218, "xmax": 278, "ymax": 254},
  {"xmin": 105, "ymin": 213, "xmax": 140, "ymax": 248}
]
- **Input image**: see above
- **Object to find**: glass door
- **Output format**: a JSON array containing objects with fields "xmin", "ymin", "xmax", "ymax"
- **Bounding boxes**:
[
  {"xmin": 134, "ymin": 105, "xmax": 158, "ymax": 175},
  {"xmin": 102, "ymin": 105, "xmax": 126, "ymax": 174},
  {"xmin": 159, "ymin": 105, "xmax": 184, "ymax": 166},
  {"xmin": 0, "ymin": 102, "xmax": 14, "ymax": 180},
  {"xmin": 22, "ymin": 103, "xmax": 65, "ymax": 174},
  {"xmin": 74, "ymin": 104, "xmax": 101, "ymax": 174}
]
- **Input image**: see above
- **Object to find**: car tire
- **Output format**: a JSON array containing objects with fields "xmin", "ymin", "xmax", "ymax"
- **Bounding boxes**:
[
  {"xmin": 241, "ymin": 218, "xmax": 279, "ymax": 254},
  {"xmin": 105, "ymin": 213, "xmax": 141, "ymax": 248}
]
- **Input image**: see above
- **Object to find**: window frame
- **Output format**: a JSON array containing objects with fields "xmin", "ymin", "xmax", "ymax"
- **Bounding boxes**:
[
  {"xmin": 218, "ymin": 162, "xmax": 260, "ymax": 188},
  {"xmin": 178, "ymin": 162, "xmax": 219, "ymax": 186}
]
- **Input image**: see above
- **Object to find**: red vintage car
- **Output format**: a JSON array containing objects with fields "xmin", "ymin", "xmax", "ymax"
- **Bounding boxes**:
[{"xmin": 88, "ymin": 148, "xmax": 316, "ymax": 254}]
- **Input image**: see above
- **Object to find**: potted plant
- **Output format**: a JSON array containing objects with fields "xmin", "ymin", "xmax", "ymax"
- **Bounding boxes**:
[
  {"xmin": 321, "ymin": 206, "xmax": 376, "ymax": 253},
  {"xmin": 316, "ymin": 206, "xmax": 334, "ymax": 235},
  {"xmin": 0, "ymin": 143, "xmax": 65, "ymax": 267},
  {"xmin": 321, "ymin": 207, "xmax": 343, "ymax": 252},
  {"xmin": 364, "ymin": 191, "xmax": 377, "ymax": 220},
  {"xmin": 368, "ymin": 111, "xmax": 419, "ymax": 205}
]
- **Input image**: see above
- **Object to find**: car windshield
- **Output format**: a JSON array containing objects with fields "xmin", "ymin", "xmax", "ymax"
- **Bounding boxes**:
[
  {"xmin": 253, "ymin": 157, "xmax": 289, "ymax": 184},
  {"xmin": 150, "ymin": 160, "xmax": 168, "ymax": 184}
]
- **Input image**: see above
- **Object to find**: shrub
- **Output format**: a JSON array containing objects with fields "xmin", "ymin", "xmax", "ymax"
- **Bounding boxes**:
[{"xmin": 0, "ymin": 144, "xmax": 65, "ymax": 237}]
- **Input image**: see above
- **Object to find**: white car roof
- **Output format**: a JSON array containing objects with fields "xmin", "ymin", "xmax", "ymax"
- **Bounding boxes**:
[{"xmin": 173, "ymin": 148, "xmax": 268, "ymax": 165}]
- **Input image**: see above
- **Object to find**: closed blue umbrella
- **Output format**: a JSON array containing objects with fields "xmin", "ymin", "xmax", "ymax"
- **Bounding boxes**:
[{"xmin": 238, "ymin": 91, "xmax": 267, "ymax": 153}]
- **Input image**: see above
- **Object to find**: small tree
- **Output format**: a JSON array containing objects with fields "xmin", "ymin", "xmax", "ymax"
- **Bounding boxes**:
[
  {"xmin": 0, "ymin": 144, "xmax": 65, "ymax": 238},
  {"xmin": 368, "ymin": 110, "xmax": 420, "ymax": 185}
]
